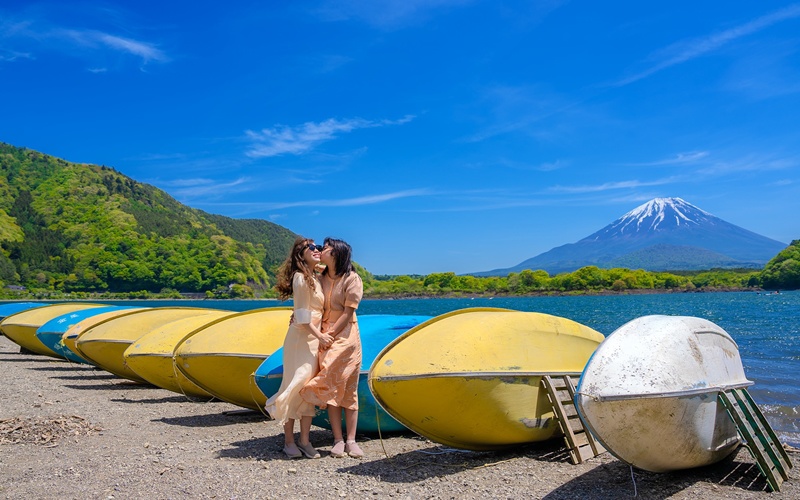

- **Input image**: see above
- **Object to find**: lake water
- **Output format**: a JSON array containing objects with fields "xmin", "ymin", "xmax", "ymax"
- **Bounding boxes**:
[{"xmin": 4, "ymin": 291, "xmax": 798, "ymax": 446}]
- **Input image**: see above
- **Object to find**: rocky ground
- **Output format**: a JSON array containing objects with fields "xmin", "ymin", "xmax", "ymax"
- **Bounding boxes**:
[{"xmin": 0, "ymin": 335, "xmax": 797, "ymax": 499}]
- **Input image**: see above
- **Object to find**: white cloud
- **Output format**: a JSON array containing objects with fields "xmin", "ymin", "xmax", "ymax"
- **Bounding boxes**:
[
  {"xmin": 617, "ymin": 4, "xmax": 800, "ymax": 86},
  {"xmin": 548, "ymin": 177, "xmax": 680, "ymax": 194},
  {"xmin": 0, "ymin": 12, "xmax": 168, "ymax": 67},
  {"xmin": 313, "ymin": 0, "xmax": 474, "ymax": 29},
  {"xmin": 166, "ymin": 177, "xmax": 252, "ymax": 199},
  {"xmin": 625, "ymin": 151, "xmax": 710, "ymax": 167},
  {"xmin": 202, "ymin": 188, "xmax": 431, "ymax": 211},
  {"xmin": 94, "ymin": 32, "xmax": 168, "ymax": 63},
  {"xmin": 245, "ymin": 115, "xmax": 414, "ymax": 157},
  {"xmin": 0, "ymin": 48, "xmax": 32, "ymax": 62}
]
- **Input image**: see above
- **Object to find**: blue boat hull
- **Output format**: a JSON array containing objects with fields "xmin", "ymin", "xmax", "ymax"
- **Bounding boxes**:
[
  {"xmin": 0, "ymin": 302, "xmax": 48, "ymax": 322},
  {"xmin": 36, "ymin": 306, "xmax": 135, "ymax": 364},
  {"xmin": 253, "ymin": 314, "xmax": 431, "ymax": 433}
]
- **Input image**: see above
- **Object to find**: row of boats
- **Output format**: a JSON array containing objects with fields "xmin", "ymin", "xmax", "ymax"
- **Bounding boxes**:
[{"xmin": 0, "ymin": 301, "xmax": 773, "ymax": 474}]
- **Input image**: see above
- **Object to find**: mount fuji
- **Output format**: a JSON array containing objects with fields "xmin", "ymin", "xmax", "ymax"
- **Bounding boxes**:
[{"xmin": 476, "ymin": 198, "xmax": 787, "ymax": 276}]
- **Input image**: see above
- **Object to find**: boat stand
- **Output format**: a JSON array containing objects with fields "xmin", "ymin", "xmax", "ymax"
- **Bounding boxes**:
[
  {"xmin": 718, "ymin": 388, "xmax": 794, "ymax": 492},
  {"xmin": 541, "ymin": 374, "xmax": 606, "ymax": 464}
]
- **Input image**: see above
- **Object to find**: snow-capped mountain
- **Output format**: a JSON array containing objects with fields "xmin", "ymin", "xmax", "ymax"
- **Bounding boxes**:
[
  {"xmin": 586, "ymin": 197, "xmax": 715, "ymax": 240},
  {"xmin": 476, "ymin": 197, "xmax": 787, "ymax": 276}
]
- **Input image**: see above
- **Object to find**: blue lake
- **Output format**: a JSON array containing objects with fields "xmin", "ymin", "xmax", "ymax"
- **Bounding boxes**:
[{"xmin": 3, "ymin": 291, "xmax": 798, "ymax": 446}]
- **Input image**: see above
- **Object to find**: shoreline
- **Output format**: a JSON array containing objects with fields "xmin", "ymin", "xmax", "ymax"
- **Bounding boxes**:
[
  {"xmin": 1, "ymin": 335, "xmax": 797, "ymax": 498},
  {"xmin": 1, "ymin": 286, "xmax": 774, "ymax": 303}
]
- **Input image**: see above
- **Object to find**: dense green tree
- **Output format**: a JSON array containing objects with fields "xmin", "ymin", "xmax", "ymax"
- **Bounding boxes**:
[
  {"xmin": 0, "ymin": 142, "xmax": 294, "ymax": 293},
  {"xmin": 760, "ymin": 240, "xmax": 800, "ymax": 290}
]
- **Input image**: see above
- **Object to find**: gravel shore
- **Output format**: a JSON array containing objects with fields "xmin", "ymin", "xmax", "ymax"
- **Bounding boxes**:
[{"xmin": 1, "ymin": 335, "xmax": 796, "ymax": 499}]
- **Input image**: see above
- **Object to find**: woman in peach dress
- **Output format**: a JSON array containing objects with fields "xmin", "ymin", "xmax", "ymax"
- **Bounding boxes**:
[
  {"xmin": 265, "ymin": 237, "xmax": 333, "ymax": 459},
  {"xmin": 300, "ymin": 237, "xmax": 364, "ymax": 458}
]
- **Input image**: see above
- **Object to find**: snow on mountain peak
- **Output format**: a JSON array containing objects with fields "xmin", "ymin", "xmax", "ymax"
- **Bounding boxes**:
[{"xmin": 603, "ymin": 197, "xmax": 715, "ymax": 236}]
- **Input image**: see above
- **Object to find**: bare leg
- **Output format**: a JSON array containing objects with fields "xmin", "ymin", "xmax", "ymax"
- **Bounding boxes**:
[
  {"xmin": 284, "ymin": 419, "xmax": 295, "ymax": 445},
  {"xmin": 327, "ymin": 406, "xmax": 344, "ymax": 443},
  {"xmin": 298, "ymin": 415, "xmax": 313, "ymax": 446},
  {"xmin": 344, "ymin": 408, "xmax": 358, "ymax": 442},
  {"xmin": 343, "ymin": 408, "xmax": 363, "ymax": 457},
  {"xmin": 282, "ymin": 419, "xmax": 302, "ymax": 458}
]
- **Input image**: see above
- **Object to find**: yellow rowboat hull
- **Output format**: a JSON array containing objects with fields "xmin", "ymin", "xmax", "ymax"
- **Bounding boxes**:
[
  {"xmin": 174, "ymin": 308, "xmax": 292, "ymax": 411},
  {"xmin": 75, "ymin": 308, "xmax": 223, "ymax": 383},
  {"xmin": 123, "ymin": 311, "xmax": 238, "ymax": 398},
  {"xmin": 60, "ymin": 308, "xmax": 151, "ymax": 362},
  {"xmin": 368, "ymin": 308, "xmax": 605, "ymax": 450},
  {"xmin": 0, "ymin": 303, "xmax": 104, "ymax": 357}
]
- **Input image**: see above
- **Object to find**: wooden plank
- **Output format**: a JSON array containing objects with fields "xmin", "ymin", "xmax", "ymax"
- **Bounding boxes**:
[
  {"xmin": 718, "ymin": 390, "xmax": 789, "ymax": 492},
  {"xmin": 562, "ymin": 374, "xmax": 606, "ymax": 457},
  {"xmin": 736, "ymin": 389, "xmax": 793, "ymax": 473},
  {"xmin": 733, "ymin": 394, "xmax": 785, "ymax": 480},
  {"xmin": 542, "ymin": 375, "xmax": 606, "ymax": 464}
]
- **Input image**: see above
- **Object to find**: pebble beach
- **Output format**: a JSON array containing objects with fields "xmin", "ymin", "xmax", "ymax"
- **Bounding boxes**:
[{"xmin": 1, "ymin": 335, "xmax": 797, "ymax": 499}]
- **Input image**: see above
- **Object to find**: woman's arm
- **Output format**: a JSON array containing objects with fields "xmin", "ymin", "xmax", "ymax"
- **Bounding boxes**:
[
  {"xmin": 292, "ymin": 273, "xmax": 333, "ymax": 348},
  {"xmin": 325, "ymin": 306, "xmax": 356, "ymax": 337}
]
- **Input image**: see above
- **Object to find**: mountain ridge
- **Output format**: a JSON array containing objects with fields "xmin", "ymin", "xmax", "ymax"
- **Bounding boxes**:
[
  {"xmin": 476, "ymin": 197, "xmax": 786, "ymax": 276},
  {"xmin": 0, "ymin": 142, "xmax": 298, "ymax": 293}
]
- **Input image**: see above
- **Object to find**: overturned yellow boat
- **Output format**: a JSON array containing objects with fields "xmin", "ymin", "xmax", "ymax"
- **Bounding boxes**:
[
  {"xmin": 75, "ymin": 308, "xmax": 222, "ymax": 383},
  {"xmin": 60, "ymin": 307, "xmax": 151, "ymax": 362},
  {"xmin": 368, "ymin": 308, "xmax": 604, "ymax": 450},
  {"xmin": 123, "ymin": 311, "xmax": 238, "ymax": 398},
  {"xmin": 174, "ymin": 307, "xmax": 291, "ymax": 411},
  {"xmin": 0, "ymin": 303, "xmax": 104, "ymax": 357}
]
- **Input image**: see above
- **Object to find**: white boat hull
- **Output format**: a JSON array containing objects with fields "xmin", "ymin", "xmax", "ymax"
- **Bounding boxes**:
[{"xmin": 576, "ymin": 315, "xmax": 751, "ymax": 472}]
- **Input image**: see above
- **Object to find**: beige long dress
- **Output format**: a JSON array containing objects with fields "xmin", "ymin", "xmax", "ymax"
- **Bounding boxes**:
[
  {"xmin": 264, "ymin": 272, "xmax": 323, "ymax": 424},
  {"xmin": 300, "ymin": 272, "xmax": 363, "ymax": 410}
]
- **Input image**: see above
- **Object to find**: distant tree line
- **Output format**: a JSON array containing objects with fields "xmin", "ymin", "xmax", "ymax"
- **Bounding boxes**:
[{"xmin": 361, "ymin": 266, "xmax": 765, "ymax": 298}]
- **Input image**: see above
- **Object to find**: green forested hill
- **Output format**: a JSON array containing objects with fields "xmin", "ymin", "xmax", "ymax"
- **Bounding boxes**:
[
  {"xmin": 0, "ymin": 142, "xmax": 297, "ymax": 294},
  {"xmin": 759, "ymin": 239, "xmax": 800, "ymax": 290}
]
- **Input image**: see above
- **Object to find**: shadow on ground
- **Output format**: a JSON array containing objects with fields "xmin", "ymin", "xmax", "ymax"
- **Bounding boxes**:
[
  {"xmin": 48, "ymin": 373, "xmax": 120, "ymax": 380},
  {"xmin": 28, "ymin": 365, "xmax": 95, "ymax": 372},
  {"xmin": 217, "ymin": 429, "xmax": 338, "ymax": 460},
  {"xmin": 110, "ymin": 394, "xmax": 208, "ymax": 405},
  {"xmin": 541, "ymin": 448, "xmax": 769, "ymax": 499},
  {"xmin": 62, "ymin": 381, "xmax": 156, "ymax": 391},
  {"xmin": 155, "ymin": 410, "xmax": 267, "ymax": 429}
]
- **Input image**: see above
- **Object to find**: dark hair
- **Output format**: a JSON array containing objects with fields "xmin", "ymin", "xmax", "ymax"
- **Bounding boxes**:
[
  {"xmin": 274, "ymin": 237, "xmax": 317, "ymax": 300},
  {"xmin": 323, "ymin": 237, "xmax": 354, "ymax": 277}
]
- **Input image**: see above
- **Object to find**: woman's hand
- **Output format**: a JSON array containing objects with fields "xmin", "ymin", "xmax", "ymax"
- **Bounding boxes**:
[{"xmin": 317, "ymin": 331, "xmax": 334, "ymax": 350}]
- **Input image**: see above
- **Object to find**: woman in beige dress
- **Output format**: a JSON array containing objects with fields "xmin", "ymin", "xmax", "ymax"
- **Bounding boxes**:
[
  {"xmin": 300, "ymin": 237, "xmax": 364, "ymax": 458},
  {"xmin": 265, "ymin": 237, "xmax": 333, "ymax": 459}
]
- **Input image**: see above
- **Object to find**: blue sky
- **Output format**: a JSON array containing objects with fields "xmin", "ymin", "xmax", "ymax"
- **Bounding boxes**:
[{"xmin": 2, "ymin": 1, "xmax": 800, "ymax": 275}]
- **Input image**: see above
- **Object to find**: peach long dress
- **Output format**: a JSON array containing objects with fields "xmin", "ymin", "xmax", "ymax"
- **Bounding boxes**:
[
  {"xmin": 300, "ymin": 271, "xmax": 364, "ymax": 410},
  {"xmin": 264, "ymin": 272, "xmax": 323, "ymax": 424}
]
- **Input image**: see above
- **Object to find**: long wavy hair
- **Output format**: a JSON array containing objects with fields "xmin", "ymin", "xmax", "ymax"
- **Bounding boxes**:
[
  {"xmin": 323, "ymin": 237, "xmax": 354, "ymax": 277},
  {"xmin": 275, "ymin": 237, "xmax": 317, "ymax": 300}
]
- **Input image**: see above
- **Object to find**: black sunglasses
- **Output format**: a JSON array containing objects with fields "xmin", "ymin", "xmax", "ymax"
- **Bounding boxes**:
[{"xmin": 307, "ymin": 244, "xmax": 324, "ymax": 252}]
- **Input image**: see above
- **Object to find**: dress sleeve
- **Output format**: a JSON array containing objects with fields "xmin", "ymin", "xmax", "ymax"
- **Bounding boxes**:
[
  {"xmin": 343, "ymin": 273, "xmax": 363, "ymax": 310},
  {"xmin": 292, "ymin": 272, "xmax": 314, "ymax": 324}
]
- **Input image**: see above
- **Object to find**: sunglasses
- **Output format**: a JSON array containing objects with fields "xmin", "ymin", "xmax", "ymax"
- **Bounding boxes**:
[{"xmin": 307, "ymin": 244, "xmax": 324, "ymax": 252}]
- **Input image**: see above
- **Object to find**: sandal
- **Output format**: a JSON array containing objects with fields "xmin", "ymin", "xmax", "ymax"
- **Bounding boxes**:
[
  {"xmin": 345, "ymin": 440, "xmax": 364, "ymax": 458},
  {"xmin": 283, "ymin": 443, "xmax": 302, "ymax": 459},
  {"xmin": 297, "ymin": 441, "xmax": 321, "ymax": 459},
  {"xmin": 330, "ymin": 440, "xmax": 346, "ymax": 458}
]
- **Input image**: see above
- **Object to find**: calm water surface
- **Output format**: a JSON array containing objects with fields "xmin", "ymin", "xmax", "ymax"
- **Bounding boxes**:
[{"xmin": 4, "ymin": 291, "xmax": 798, "ymax": 445}]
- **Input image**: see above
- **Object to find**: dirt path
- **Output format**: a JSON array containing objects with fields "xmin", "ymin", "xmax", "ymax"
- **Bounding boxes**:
[{"xmin": 0, "ymin": 335, "xmax": 796, "ymax": 499}]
